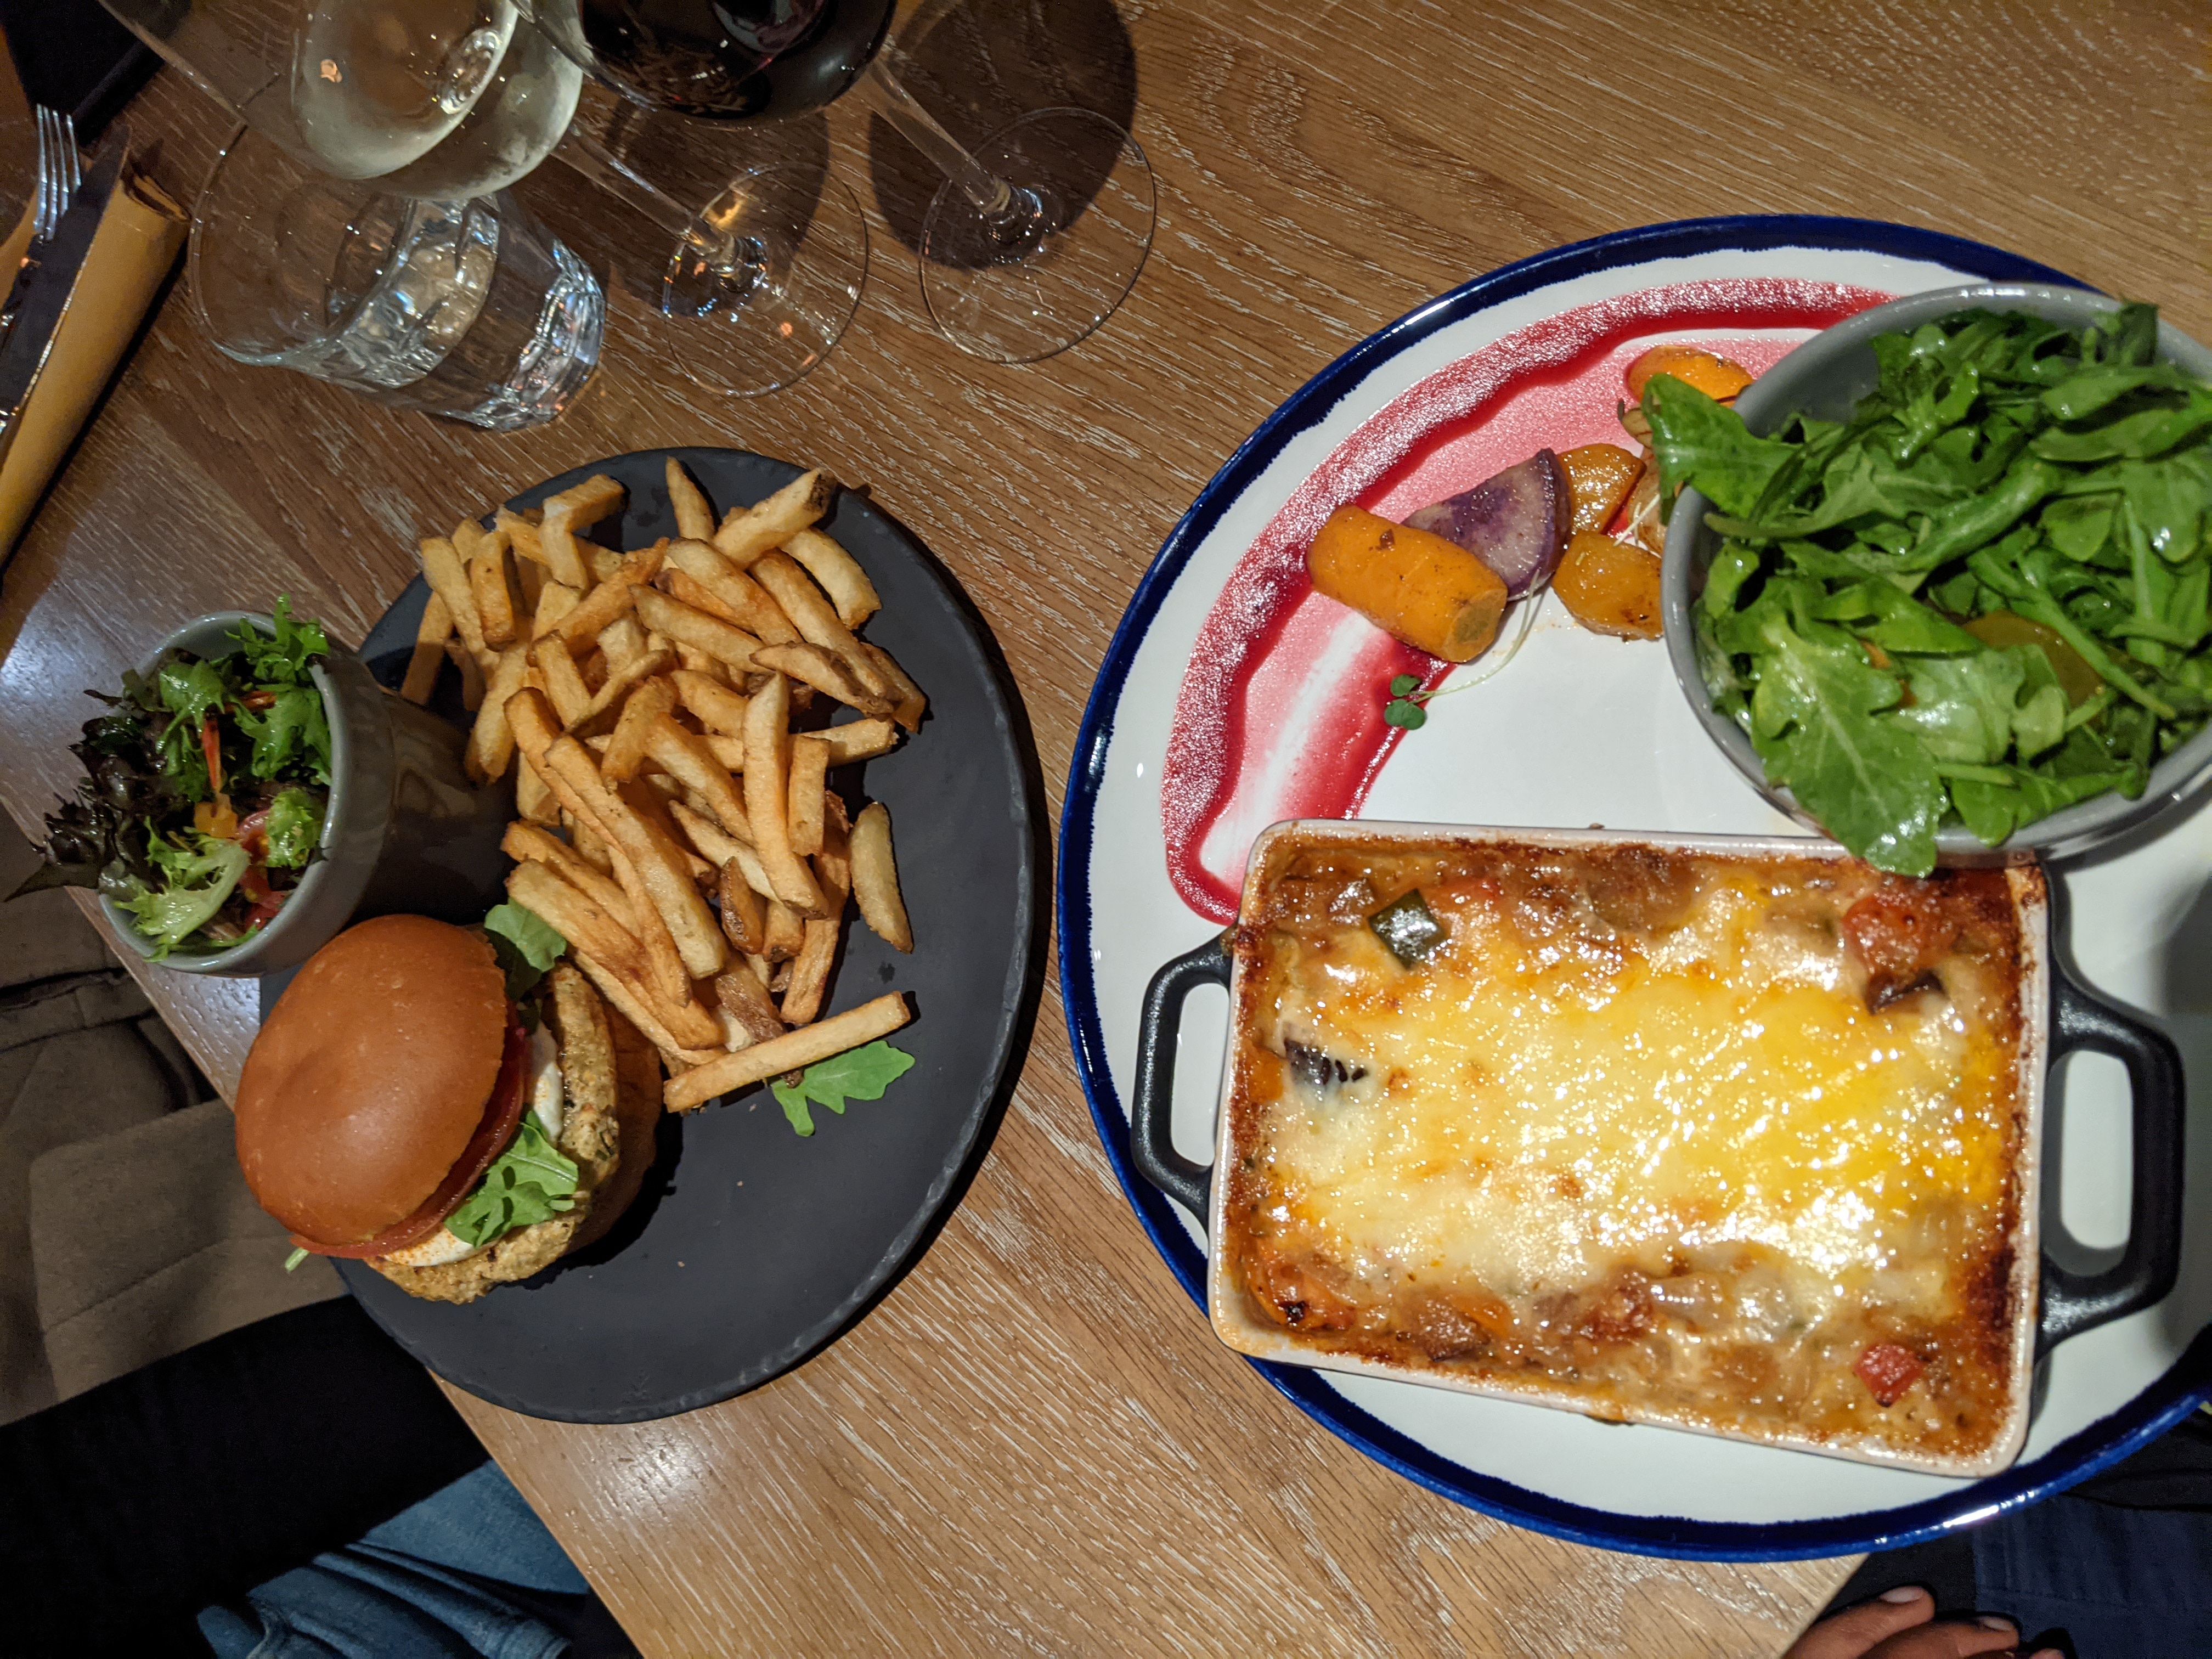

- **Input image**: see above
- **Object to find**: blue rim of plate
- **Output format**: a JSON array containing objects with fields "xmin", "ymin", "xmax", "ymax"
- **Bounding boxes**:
[{"xmin": 1056, "ymin": 214, "xmax": 2212, "ymax": 1561}]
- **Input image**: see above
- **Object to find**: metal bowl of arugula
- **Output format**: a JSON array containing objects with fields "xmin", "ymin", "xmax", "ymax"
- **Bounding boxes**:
[
  {"xmin": 1658, "ymin": 283, "xmax": 2212, "ymax": 874},
  {"xmin": 18, "ymin": 606, "xmax": 408, "ymax": 974}
]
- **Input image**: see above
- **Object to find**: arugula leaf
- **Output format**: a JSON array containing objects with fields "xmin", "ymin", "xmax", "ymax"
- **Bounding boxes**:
[
  {"xmin": 116, "ymin": 830, "xmax": 250, "ymax": 955},
  {"xmin": 233, "ymin": 684, "xmax": 331, "ymax": 784},
  {"xmin": 228, "ymin": 597, "xmax": 329, "ymax": 686},
  {"xmin": 484, "ymin": 901, "xmax": 566, "ymax": 1002},
  {"xmin": 444, "ymin": 1115, "xmax": 578, "ymax": 1247},
  {"xmin": 770, "ymin": 1041, "xmax": 916, "ymax": 1137},
  {"xmin": 1640, "ymin": 375, "xmax": 1794, "ymax": 516},
  {"xmin": 263, "ymin": 787, "xmax": 324, "ymax": 869},
  {"xmin": 1740, "ymin": 605, "xmax": 1949, "ymax": 877}
]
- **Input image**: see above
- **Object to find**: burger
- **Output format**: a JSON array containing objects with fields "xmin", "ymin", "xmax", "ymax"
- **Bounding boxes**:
[{"xmin": 235, "ymin": 912, "xmax": 661, "ymax": 1304}]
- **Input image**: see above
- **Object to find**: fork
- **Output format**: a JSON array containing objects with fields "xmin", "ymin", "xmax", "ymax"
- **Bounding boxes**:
[{"xmin": 32, "ymin": 104, "xmax": 78, "ymax": 244}]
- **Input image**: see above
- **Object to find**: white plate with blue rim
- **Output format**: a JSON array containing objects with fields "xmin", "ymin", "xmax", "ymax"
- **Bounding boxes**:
[{"xmin": 1058, "ymin": 216, "xmax": 2212, "ymax": 1559}]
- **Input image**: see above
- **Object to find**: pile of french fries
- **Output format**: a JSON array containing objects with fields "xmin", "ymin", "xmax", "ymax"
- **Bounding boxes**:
[{"xmin": 403, "ymin": 460, "xmax": 920, "ymax": 1114}]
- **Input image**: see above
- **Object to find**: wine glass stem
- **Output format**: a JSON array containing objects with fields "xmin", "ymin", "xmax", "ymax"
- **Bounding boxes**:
[
  {"xmin": 552, "ymin": 125, "xmax": 753, "ymax": 281},
  {"xmin": 859, "ymin": 57, "xmax": 1017, "ymax": 223}
]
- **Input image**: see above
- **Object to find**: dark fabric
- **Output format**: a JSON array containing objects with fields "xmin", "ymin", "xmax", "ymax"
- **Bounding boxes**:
[
  {"xmin": 0, "ymin": 0, "xmax": 160, "ymax": 139},
  {"xmin": 1825, "ymin": 1409, "xmax": 2212, "ymax": 1654},
  {"xmin": 0, "ymin": 1297, "xmax": 490, "ymax": 1657}
]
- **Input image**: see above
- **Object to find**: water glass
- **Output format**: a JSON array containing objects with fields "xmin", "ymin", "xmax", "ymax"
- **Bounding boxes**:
[{"xmin": 190, "ymin": 127, "xmax": 603, "ymax": 430}]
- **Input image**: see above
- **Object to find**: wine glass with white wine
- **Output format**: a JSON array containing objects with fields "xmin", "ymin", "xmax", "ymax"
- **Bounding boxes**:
[{"xmin": 101, "ymin": 0, "xmax": 870, "ymax": 392}]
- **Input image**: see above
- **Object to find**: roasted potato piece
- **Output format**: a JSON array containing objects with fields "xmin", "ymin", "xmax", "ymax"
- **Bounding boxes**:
[
  {"xmin": 1553, "ymin": 531, "xmax": 1663, "ymax": 640},
  {"xmin": 1307, "ymin": 505, "xmax": 1507, "ymax": 663},
  {"xmin": 1558, "ymin": 443, "xmax": 1645, "ymax": 536},
  {"xmin": 1623, "ymin": 345, "xmax": 1753, "ymax": 403}
]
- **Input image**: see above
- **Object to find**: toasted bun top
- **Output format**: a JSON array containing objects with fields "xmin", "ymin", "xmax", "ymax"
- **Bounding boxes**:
[{"xmin": 236, "ymin": 916, "xmax": 508, "ymax": 1247}]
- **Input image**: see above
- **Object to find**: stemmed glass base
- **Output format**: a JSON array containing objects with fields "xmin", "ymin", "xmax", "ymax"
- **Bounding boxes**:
[
  {"xmin": 662, "ymin": 165, "xmax": 869, "ymax": 397},
  {"xmin": 917, "ymin": 108, "xmax": 1155, "ymax": 364}
]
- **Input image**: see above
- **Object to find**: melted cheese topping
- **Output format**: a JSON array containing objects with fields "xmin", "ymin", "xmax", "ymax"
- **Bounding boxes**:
[{"xmin": 1266, "ymin": 875, "xmax": 2001, "ymax": 1311}]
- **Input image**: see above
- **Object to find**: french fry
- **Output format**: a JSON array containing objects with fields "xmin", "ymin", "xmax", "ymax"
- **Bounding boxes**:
[
  {"xmin": 530, "ymin": 634, "xmax": 592, "ymax": 727},
  {"xmin": 781, "ymin": 802, "xmax": 849, "ymax": 1024},
  {"xmin": 598, "ymin": 615, "xmax": 648, "ymax": 673},
  {"xmin": 568, "ymin": 812, "xmax": 615, "ymax": 873},
  {"xmin": 749, "ymin": 552, "xmax": 887, "ymax": 698},
  {"xmin": 496, "ymin": 506, "xmax": 546, "ymax": 568},
  {"xmin": 445, "ymin": 639, "xmax": 486, "ymax": 710},
  {"xmin": 634, "ymin": 588, "xmax": 764, "ymax": 675},
  {"xmin": 859, "ymin": 643, "xmax": 927, "ymax": 732},
  {"xmin": 674, "ymin": 643, "xmax": 732, "ymax": 685},
  {"xmin": 463, "ymin": 523, "xmax": 520, "ymax": 650},
  {"xmin": 850, "ymin": 800, "xmax": 912, "ymax": 952},
  {"xmin": 507, "ymin": 860, "xmax": 646, "ymax": 985},
  {"xmin": 645, "ymin": 714, "xmax": 753, "ymax": 845},
  {"xmin": 618, "ymin": 778, "xmax": 715, "ymax": 883},
  {"xmin": 762, "ymin": 901, "xmax": 805, "ymax": 962},
  {"xmin": 539, "ymin": 474, "xmax": 625, "ymax": 588},
  {"xmin": 664, "ymin": 539, "xmax": 801, "ymax": 644},
  {"xmin": 591, "ymin": 678, "xmax": 670, "ymax": 785},
  {"xmin": 466, "ymin": 645, "xmax": 531, "ymax": 782},
  {"xmin": 714, "ymin": 966, "xmax": 785, "ymax": 1046},
  {"xmin": 571, "ymin": 949, "xmax": 727, "ymax": 1071},
  {"xmin": 401, "ymin": 592, "xmax": 453, "ymax": 704},
  {"xmin": 532, "ymin": 580, "xmax": 580, "ymax": 640},
  {"xmin": 662, "ymin": 566, "xmax": 747, "ymax": 629},
  {"xmin": 513, "ymin": 551, "xmax": 546, "ymax": 615},
  {"xmin": 664, "ymin": 993, "xmax": 911, "ymax": 1111},
  {"xmin": 741, "ymin": 674, "xmax": 828, "ymax": 915},
  {"xmin": 667, "ymin": 800, "xmax": 777, "ymax": 899},
  {"xmin": 420, "ymin": 535, "xmax": 488, "ymax": 663},
  {"xmin": 712, "ymin": 470, "xmax": 837, "ymax": 568},
  {"xmin": 752, "ymin": 641, "xmax": 891, "ymax": 717},
  {"xmin": 538, "ymin": 734, "xmax": 726, "ymax": 978},
  {"xmin": 673, "ymin": 669, "xmax": 750, "ymax": 738},
  {"xmin": 503, "ymin": 821, "xmax": 636, "ymax": 929},
  {"xmin": 575, "ymin": 647, "xmax": 676, "ymax": 732},
  {"xmin": 557, "ymin": 541, "xmax": 667, "ymax": 646},
  {"xmin": 787, "ymin": 736, "xmax": 828, "ymax": 857},
  {"xmin": 607, "ymin": 838, "xmax": 702, "ymax": 1018},
  {"xmin": 823, "ymin": 719, "xmax": 901, "ymax": 764},
  {"xmin": 785, "ymin": 525, "xmax": 879, "ymax": 629},
  {"xmin": 717, "ymin": 859, "xmax": 766, "ymax": 955},
  {"xmin": 667, "ymin": 456, "xmax": 715, "ymax": 541},
  {"xmin": 516, "ymin": 754, "xmax": 560, "ymax": 826}
]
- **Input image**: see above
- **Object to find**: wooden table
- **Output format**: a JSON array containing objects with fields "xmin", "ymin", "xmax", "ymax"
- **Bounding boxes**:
[{"xmin": 8, "ymin": 2, "xmax": 2207, "ymax": 1651}]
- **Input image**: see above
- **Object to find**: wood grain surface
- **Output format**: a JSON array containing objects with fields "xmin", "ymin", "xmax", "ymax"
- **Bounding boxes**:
[{"xmin": 5, "ymin": 1, "xmax": 2208, "ymax": 1652}]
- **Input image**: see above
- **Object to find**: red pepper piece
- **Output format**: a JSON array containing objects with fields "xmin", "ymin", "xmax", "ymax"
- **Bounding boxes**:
[
  {"xmin": 200, "ymin": 715, "xmax": 224, "ymax": 795},
  {"xmin": 1854, "ymin": 1342, "xmax": 1925, "ymax": 1407}
]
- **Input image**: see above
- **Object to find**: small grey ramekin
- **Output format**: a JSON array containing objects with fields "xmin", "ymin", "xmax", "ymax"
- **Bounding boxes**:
[
  {"xmin": 1661, "ymin": 282, "xmax": 2212, "ymax": 864},
  {"xmin": 98, "ymin": 612, "xmax": 510, "ymax": 974}
]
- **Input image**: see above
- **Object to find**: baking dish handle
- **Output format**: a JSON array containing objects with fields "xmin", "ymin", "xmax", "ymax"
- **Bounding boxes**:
[
  {"xmin": 2037, "ymin": 958, "xmax": 2186, "ymax": 1355},
  {"xmin": 1130, "ymin": 932, "xmax": 1233, "ymax": 1224}
]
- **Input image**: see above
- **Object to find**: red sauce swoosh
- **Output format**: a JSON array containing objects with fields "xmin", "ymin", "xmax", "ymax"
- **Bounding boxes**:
[{"xmin": 1160, "ymin": 278, "xmax": 1894, "ymax": 922}]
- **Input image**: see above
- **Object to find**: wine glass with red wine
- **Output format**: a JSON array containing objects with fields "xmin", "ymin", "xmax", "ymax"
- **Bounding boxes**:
[{"xmin": 533, "ymin": 0, "xmax": 1157, "ymax": 368}]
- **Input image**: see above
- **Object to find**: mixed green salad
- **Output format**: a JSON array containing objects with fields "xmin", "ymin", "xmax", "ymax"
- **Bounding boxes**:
[
  {"xmin": 1650, "ymin": 302, "xmax": 2212, "ymax": 874},
  {"xmin": 12, "ymin": 601, "xmax": 336, "ymax": 955}
]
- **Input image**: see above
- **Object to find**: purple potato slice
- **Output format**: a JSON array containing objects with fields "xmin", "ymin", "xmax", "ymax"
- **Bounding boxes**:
[{"xmin": 1404, "ymin": 451, "xmax": 1572, "ymax": 598}]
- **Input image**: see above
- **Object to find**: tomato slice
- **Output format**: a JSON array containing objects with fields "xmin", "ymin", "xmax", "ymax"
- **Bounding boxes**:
[{"xmin": 295, "ymin": 1011, "xmax": 532, "ymax": 1259}]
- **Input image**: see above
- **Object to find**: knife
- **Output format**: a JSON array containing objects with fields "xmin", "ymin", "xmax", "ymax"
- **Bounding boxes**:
[{"xmin": 0, "ymin": 130, "xmax": 123, "ymax": 472}]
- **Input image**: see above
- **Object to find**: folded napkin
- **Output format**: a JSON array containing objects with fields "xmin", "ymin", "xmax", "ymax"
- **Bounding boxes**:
[{"xmin": 0, "ymin": 151, "xmax": 185, "ymax": 558}]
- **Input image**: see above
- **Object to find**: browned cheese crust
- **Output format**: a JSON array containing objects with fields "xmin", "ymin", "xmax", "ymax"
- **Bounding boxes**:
[
  {"xmin": 370, "ymin": 964, "xmax": 625, "ymax": 1304},
  {"xmin": 1222, "ymin": 836, "xmax": 2030, "ymax": 1464}
]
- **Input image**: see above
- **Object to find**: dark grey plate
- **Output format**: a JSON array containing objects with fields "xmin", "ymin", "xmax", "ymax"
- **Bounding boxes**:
[{"xmin": 259, "ymin": 449, "xmax": 1046, "ymax": 1423}]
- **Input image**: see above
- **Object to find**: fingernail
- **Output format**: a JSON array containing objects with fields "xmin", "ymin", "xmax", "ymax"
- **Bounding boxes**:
[
  {"xmin": 1880, "ymin": 1587, "xmax": 1925, "ymax": 1603},
  {"xmin": 1977, "ymin": 1615, "xmax": 2017, "ymax": 1632}
]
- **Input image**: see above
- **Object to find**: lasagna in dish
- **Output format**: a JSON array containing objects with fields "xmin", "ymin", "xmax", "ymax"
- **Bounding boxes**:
[{"xmin": 1216, "ymin": 830, "xmax": 2040, "ymax": 1470}]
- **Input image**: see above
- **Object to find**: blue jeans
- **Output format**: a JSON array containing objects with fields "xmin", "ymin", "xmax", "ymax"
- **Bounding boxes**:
[{"xmin": 199, "ymin": 1463, "xmax": 594, "ymax": 1659}]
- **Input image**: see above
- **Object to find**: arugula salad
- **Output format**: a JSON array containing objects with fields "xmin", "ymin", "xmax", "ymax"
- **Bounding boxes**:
[
  {"xmin": 1650, "ymin": 303, "xmax": 2212, "ymax": 874},
  {"xmin": 14, "ymin": 601, "xmax": 336, "ymax": 955}
]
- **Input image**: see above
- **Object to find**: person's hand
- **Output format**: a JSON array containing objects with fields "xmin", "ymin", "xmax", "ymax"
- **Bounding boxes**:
[{"xmin": 1784, "ymin": 1587, "xmax": 2059, "ymax": 1659}]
